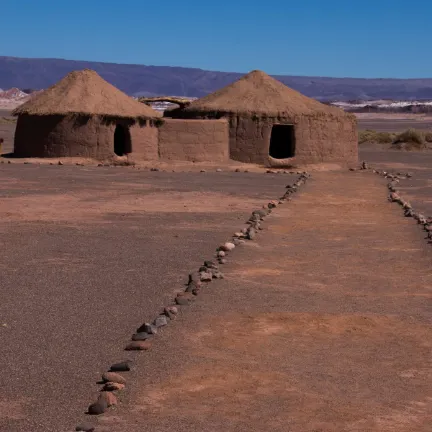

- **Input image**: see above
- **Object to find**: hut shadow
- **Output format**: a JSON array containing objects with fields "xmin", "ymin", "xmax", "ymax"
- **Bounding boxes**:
[{"xmin": 1, "ymin": 152, "xmax": 17, "ymax": 158}]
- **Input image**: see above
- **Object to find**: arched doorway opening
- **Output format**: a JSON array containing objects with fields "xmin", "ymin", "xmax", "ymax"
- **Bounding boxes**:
[
  {"xmin": 269, "ymin": 125, "xmax": 295, "ymax": 159},
  {"xmin": 114, "ymin": 125, "xmax": 132, "ymax": 156}
]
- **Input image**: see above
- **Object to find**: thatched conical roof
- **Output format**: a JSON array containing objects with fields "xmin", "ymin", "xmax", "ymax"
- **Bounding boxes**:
[
  {"xmin": 180, "ymin": 70, "xmax": 346, "ymax": 118},
  {"xmin": 13, "ymin": 69, "xmax": 161, "ymax": 119}
]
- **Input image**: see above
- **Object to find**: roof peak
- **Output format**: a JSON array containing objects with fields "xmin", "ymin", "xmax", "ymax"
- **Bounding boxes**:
[
  {"xmin": 181, "ymin": 70, "xmax": 346, "ymax": 118},
  {"xmin": 13, "ymin": 69, "xmax": 160, "ymax": 119}
]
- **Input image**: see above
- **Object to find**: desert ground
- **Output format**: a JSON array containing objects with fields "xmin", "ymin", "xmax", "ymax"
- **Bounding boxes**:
[
  {"xmin": 0, "ymin": 165, "xmax": 295, "ymax": 432},
  {"xmin": 0, "ymin": 113, "xmax": 431, "ymax": 432},
  {"xmin": 356, "ymin": 113, "xmax": 432, "ymax": 132}
]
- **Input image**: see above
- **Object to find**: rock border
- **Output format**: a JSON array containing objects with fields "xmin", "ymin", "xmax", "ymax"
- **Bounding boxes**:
[
  {"xmin": 0, "ymin": 159, "xmax": 309, "ymax": 176},
  {"xmin": 354, "ymin": 161, "xmax": 432, "ymax": 244},
  {"xmin": 76, "ymin": 171, "xmax": 311, "ymax": 431}
]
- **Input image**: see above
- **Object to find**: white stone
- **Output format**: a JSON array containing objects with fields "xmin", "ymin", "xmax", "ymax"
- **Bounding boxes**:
[{"xmin": 223, "ymin": 242, "xmax": 235, "ymax": 251}]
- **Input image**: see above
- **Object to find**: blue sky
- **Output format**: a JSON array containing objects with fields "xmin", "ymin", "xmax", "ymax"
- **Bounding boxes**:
[{"xmin": 0, "ymin": 0, "xmax": 430, "ymax": 78}]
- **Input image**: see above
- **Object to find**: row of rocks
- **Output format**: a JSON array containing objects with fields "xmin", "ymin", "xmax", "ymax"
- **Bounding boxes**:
[
  {"xmin": 362, "ymin": 163, "xmax": 432, "ymax": 243},
  {"xmin": 0, "ymin": 160, "xmax": 74, "ymax": 166},
  {"xmin": 76, "ymin": 171, "xmax": 311, "ymax": 431},
  {"xmin": 0, "ymin": 159, "xmax": 311, "ymax": 176}
]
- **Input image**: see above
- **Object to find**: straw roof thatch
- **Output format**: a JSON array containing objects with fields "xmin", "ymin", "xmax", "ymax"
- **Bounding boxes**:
[
  {"xmin": 180, "ymin": 70, "xmax": 347, "ymax": 118},
  {"xmin": 13, "ymin": 69, "xmax": 161, "ymax": 119}
]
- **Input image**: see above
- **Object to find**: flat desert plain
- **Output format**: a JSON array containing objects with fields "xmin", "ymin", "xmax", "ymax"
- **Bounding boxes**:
[{"xmin": 0, "ymin": 112, "xmax": 431, "ymax": 432}]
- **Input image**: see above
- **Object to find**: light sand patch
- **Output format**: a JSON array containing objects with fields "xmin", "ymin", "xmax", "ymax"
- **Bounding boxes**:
[
  {"xmin": 375, "ymin": 162, "xmax": 432, "ymax": 171},
  {"xmin": 0, "ymin": 398, "xmax": 28, "ymax": 420},
  {"xmin": 355, "ymin": 113, "xmax": 429, "ymax": 120},
  {"xmin": 0, "ymin": 178, "xmax": 38, "ymax": 189},
  {"xmin": 371, "ymin": 246, "xmax": 423, "ymax": 252},
  {"xmin": 130, "ymin": 313, "xmax": 431, "ymax": 431},
  {"xmin": 233, "ymin": 267, "xmax": 284, "ymax": 277},
  {"xmin": 0, "ymin": 190, "xmax": 263, "ymax": 223}
]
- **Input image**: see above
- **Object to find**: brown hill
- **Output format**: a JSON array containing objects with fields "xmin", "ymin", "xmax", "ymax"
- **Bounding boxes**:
[{"xmin": 3, "ymin": 56, "xmax": 432, "ymax": 100}]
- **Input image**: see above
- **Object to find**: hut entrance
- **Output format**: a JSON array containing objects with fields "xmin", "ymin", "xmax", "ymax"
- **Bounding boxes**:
[
  {"xmin": 269, "ymin": 125, "xmax": 295, "ymax": 159},
  {"xmin": 114, "ymin": 125, "xmax": 132, "ymax": 156}
]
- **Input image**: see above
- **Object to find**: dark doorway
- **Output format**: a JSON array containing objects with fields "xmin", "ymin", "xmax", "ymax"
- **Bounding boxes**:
[
  {"xmin": 114, "ymin": 125, "xmax": 132, "ymax": 156},
  {"xmin": 269, "ymin": 125, "xmax": 295, "ymax": 159}
]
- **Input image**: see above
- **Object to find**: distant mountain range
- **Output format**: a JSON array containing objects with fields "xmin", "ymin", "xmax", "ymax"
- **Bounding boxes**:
[{"xmin": 2, "ymin": 56, "xmax": 432, "ymax": 101}]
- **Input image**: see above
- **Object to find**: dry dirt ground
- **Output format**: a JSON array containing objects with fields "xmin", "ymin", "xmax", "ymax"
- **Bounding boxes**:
[
  {"xmin": 360, "ymin": 147, "xmax": 432, "ymax": 217},
  {"xmin": 0, "ymin": 165, "xmax": 293, "ymax": 432},
  {"xmin": 356, "ymin": 113, "xmax": 432, "ymax": 132},
  {"xmin": 1, "ymin": 114, "xmax": 431, "ymax": 432},
  {"xmin": 95, "ymin": 171, "xmax": 431, "ymax": 432}
]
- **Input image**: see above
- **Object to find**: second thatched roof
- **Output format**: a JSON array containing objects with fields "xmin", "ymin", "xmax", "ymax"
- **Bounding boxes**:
[
  {"xmin": 179, "ymin": 70, "xmax": 347, "ymax": 119},
  {"xmin": 13, "ymin": 69, "xmax": 161, "ymax": 119}
]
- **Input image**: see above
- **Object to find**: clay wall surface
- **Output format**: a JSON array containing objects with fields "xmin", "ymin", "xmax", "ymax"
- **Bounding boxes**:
[
  {"xmin": 13, "ymin": 115, "xmax": 159, "ymax": 160},
  {"xmin": 158, "ymin": 119, "xmax": 229, "ymax": 162},
  {"xmin": 129, "ymin": 121, "xmax": 159, "ymax": 161},
  {"xmin": 228, "ymin": 115, "xmax": 358, "ymax": 166},
  {"xmin": 287, "ymin": 115, "xmax": 358, "ymax": 166},
  {"xmin": 228, "ymin": 116, "xmax": 273, "ymax": 163}
]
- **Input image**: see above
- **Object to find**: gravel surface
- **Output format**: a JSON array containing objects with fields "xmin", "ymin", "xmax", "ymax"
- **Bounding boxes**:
[
  {"xmin": 360, "ymin": 147, "xmax": 432, "ymax": 216},
  {"xmin": 0, "ymin": 165, "xmax": 293, "ymax": 432},
  {"xmin": 99, "ymin": 172, "xmax": 431, "ymax": 432}
]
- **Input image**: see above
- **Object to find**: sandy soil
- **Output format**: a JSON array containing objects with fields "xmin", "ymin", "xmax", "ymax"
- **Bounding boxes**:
[
  {"xmin": 360, "ymin": 147, "xmax": 432, "ymax": 217},
  {"xmin": 0, "ymin": 166, "xmax": 294, "ymax": 432},
  {"xmin": 96, "ymin": 172, "xmax": 431, "ymax": 432},
  {"xmin": 355, "ymin": 113, "xmax": 432, "ymax": 132},
  {"xmin": 355, "ymin": 113, "xmax": 432, "ymax": 120},
  {"xmin": 1, "ymin": 114, "xmax": 432, "ymax": 431}
]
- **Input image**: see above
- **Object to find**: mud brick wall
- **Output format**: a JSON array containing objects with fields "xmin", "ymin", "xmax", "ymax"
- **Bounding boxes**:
[
  {"xmin": 130, "ymin": 121, "xmax": 159, "ymax": 161},
  {"xmin": 228, "ymin": 114, "xmax": 358, "ymax": 166},
  {"xmin": 13, "ymin": 115, "xmax": 159, "ymax": 160},
  {"xmin": 158, "ymin": 119, "xmax": 229, "ymax": 162}
]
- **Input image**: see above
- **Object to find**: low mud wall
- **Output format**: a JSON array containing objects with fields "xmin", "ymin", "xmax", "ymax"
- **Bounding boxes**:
[
  {"xmin": 129, "ymin": 121, "xmax": 159, "ymax": 161},
  {"xmin": 158, "ymin": 119, "xmax": 229, "ymax": 162},
  {"xmin": 13, "ymin": 114, "xmax": 158, "ymax": 160}
]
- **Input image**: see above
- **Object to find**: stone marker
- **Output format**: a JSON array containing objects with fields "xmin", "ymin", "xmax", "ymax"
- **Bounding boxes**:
[
  {"xmin": 200, "ymin": 271, "xmax": 212, "ymax": 282},
  {"xmin": 247, "ymin": 227, "xmax": 256, "ymax": 240},
  {"xmin": 153, "ymin": 315, "xmax": 168, "ymax": 327},
  {"xmin": 102, "ymin": 372, "xmax": 126, "ymax": 384},
  {"xmin": 164, "ymin": 306, "xmax": 178, "ymax": 319},
  {"xmin": 132, "ymin": 332, "xmax": 152, "ymax": 341},
  {"xmin": 223, "ymin": 242, "xmax": 235, "ymax": 251},
  {"xmin": 103, "ymin": 382, "xmax": 125, "ymax": 391},
  {"xmin": 175, "ymin": 292, "xmax": 195, "ymax": 305},
  {"xmin": 125, "ymin": 340, "xmax": 152, "ymax": 351},
  {"xmin": 143, "ymin": 323, "xmax": 158, "ymax": 334},
  {"xmin": 110, "ymin": 360, "xmax": 132, "ymax": 372},
  {"xmin": 99, "ymin": 391, "xmax": 117, "ymax": 407},
  {"xmin": 88, "ymin": 398, "xmax": 108, "ymax": 415},
  {"xmin": 204, "ymin": 260, "xmax": 218, "ymax": 269}
]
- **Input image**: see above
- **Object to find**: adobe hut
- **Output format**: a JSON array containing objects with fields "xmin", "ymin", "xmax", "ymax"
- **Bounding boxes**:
[
  {"xmin": 167, "ymin": 70, "xmax": 358, "ymax": 166},
  {"xmin": 12, "ymin": 70, "xmax": 161, "ymax": 160}
]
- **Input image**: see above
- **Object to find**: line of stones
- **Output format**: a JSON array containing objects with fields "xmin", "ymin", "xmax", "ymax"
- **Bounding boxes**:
[
  {"xmin": 0, "ymin": 159, "xmax": 309, "ymax": 174},
  {"xmin": 75, "ymin": 172, "xmax": 310, "ymax": 432},
  {"xmin": 363, "ymin": 163, "xmax": 432, "ymax": 242}
]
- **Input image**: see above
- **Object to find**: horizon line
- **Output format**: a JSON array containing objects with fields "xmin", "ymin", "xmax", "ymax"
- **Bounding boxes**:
[{"xmin": 1, "ymin": 54, "xmax": 432, "ymax": 81}]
